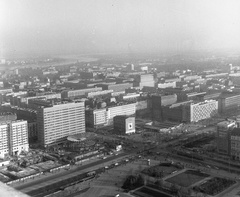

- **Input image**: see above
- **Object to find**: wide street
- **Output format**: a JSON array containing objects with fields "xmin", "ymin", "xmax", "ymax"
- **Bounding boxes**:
[{"xmin": 13, "ymin": 152, "xmax": 128, "ymax": 192}]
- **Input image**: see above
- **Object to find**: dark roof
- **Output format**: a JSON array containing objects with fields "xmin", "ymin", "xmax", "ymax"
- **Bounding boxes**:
[{"xmin": 231, "ymin": 128, "xmax": 240, "ymax": 136}]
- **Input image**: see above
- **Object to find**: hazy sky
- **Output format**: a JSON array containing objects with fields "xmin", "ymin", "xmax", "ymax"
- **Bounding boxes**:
[{"xmin": 1, "ymin": 0, "xmax": 240, "ymax": 57}]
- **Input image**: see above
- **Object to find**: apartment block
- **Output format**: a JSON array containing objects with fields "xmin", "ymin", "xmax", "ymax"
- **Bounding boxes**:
[
  {"xmin": 190, "ymin": 100, "xmax": 218, "ymax": 122},
  {"xmin": 107, "ymin": 103, "xmax": 136, "ymax": 124},
  {"xmin": 85, "ymin": 108, "xmax": 108, "ymax": 128},
  {"xmin": 0, "ymin": 120, "xmax": 29, "ymax": 158},
  {"xmin": 37, "ymin": 102, "xmax": 85, "ymax": 147},
  {"xmin": 61, "ymin": 87, "xmax": 102, "ymax": 99},
  {"xmin": 98, "ymin": 83, "xmax": 132, "ymax": 92},
  {"xmin": 0, "ymin": 123, "xmax": 8, "ymax": 158}
]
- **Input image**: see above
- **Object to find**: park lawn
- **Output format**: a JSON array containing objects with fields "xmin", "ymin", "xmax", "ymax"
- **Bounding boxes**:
[{"xmin": 166, "ymin": 170, "xmax": 209, "ymax": 187}]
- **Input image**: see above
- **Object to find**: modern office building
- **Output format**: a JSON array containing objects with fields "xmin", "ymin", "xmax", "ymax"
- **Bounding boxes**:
[
  {"xmin": 161, "ymin": 101, "xmax": 192, "ymax": 122},
  {"xmin": 230, "ymin": 128, "xmax": 240, "ymax": 160},
  {"xmin": 0, "ymin": 120, "xmax": 29, "ymax": 158},
  {"xmin": 151, "ymin": 94, "xmax": 177, "ymax": 121},
  {"xmin": 217, "ymin": 120, "xmax": 236, "ymax": 155},
  {"xmin": 151, "ymin": 95, "xmax": 163, "ymax": 121},
  {"xmin": 28, "ymin": 121, "xmax": 38, "ymax": 143},
  {"xmin": 113, "ymin": 116, "xmax": 135, "ymax": 135},
  {"xmin": 37, "ymin": 102, "xmax": 85, "ymax": 147}
]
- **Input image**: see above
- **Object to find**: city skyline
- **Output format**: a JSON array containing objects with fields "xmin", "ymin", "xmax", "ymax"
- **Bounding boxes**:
[{"xmin": 1, "ymin": 0, "xmax": 240, "ymax": 58}]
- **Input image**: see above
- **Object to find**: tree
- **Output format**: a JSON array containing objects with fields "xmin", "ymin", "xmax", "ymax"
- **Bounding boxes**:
[
  {"xmin": 155, "ymin": 179, "xmax": 163, "ymax": 188},
  {"xmin": 170, "ymin": 184, "xmax": 179, "ymax": 195},
  {"xmin": 122, "ymin": 175, "xmax": 144, "ymax": 190}
]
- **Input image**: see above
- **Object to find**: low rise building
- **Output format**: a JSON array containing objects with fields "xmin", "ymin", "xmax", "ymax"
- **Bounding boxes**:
[{"xmin": 114, "ymin": 116, "xmax": 135, "ymax": 135}]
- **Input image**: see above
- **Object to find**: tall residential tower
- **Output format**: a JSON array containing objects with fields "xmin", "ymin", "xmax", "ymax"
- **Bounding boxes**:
[{"xmin": 37, "ymin": 102, "xmax": 85, "ymax": 147}]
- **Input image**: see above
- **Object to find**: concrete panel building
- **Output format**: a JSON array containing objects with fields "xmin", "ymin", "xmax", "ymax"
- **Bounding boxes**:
[
  {"xmin": 107, "ymin": 103, "xmax": 136, "ymax": 124},
  {"xmin": 218, "ymin": 92, "xmax": 240, "ymax": 113},
  {"xmin": 217, "ymin": 120, "xmax": 236, "ymax": 155},
  {"xmin": 151, "ymin": 94, "xmax": 177, "ymax": 121},
  {"xmin": 0, "ymin": 123, "xmax": 8, "ymax": 158},
  {"xmin": 157, "ymin": 81, "xmax": 176, "ymax": 89},
  {"xmin": 97, "ymin": 83, "xmax": 132, "ymax": 92},
  {"xmin": 85, "ymin": 108, "xmax": 108, "ymax": 128},
  {"xmin": 161, "ymin": 101, "xmax": 192, "ymax": 122},
  {"xmin": 86, "ymin": 103, "xmax": 136, "ymax": 128},
  {"xmin": 190, "ymin": 100, "xmax": 218, "ymax": 122},
  {"xmin": 161, "ymin": 100, "xmax": 218, "ymax": 123},
  {"xmin": 0, "ymin": 120, "xmax": 29, "ymax": 158},
  {"xmin": 86, "ymin": 90, "xmax": 113, "ymax": 98},
  {"xmin": 113, "ymin": 116, "xmax": 135, "ymax": 135},
  {"xmin": 61, "ymin": 87, "xmax": 102, "ymax": 99},
  {"xmin": 37, "ymin": 102, "xmax": 85, "ymax": 147},
  {"xmin": 231, "ymin": 128, "xmax": 240, "ymax": 160},
  {"xmin": 0, "ymin": 113, "xmax": 17, "ymax": 122}
]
